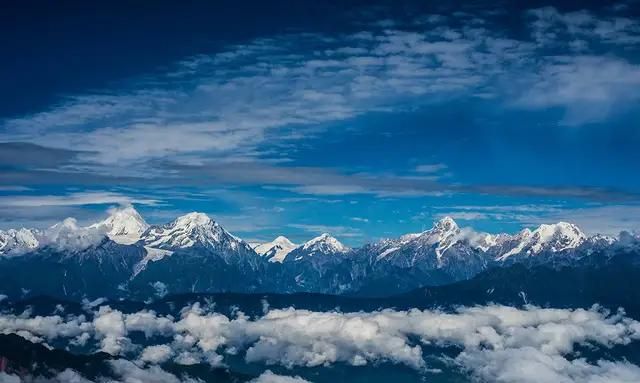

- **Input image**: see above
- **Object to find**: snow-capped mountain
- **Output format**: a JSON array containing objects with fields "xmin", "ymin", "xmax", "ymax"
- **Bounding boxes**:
[
  {"xmin": 254, "ymin": 236, "xmax": 297, "ymax": 263},
  {"xmin": 91, "ymin": 206, "xmax": 149, "ymax": 245},
  {"xmin": 284, "ymin": 233, "xmax": 349, "ymax": 262},
  {"xmin": 495, "ymin": 222, "xmax": 586, "ymax": 261},
  {"xmin": 142, "ymin": 212, "xmax": 251, "ymax": 252},
  {"xmin": 371, "ymin": 217, "xmax": 487, "ymax": 262},
  {"xmin": 0, "ymin": 228, "xmax": 39, "ymax": 256},
  {"xmin": 355, "ymin": 217, "xmax": 493, "ymax": 293},
  {"xmin": 277, "ymin": 233, "xmax": 354, "ymax": 293},
  {"xmin": 0, "ymin": 207, "xmax": 636, "ymax": 299},
  {"xmin": 134, "ymin": 212, "xmax": 256, "ymax": 274}
]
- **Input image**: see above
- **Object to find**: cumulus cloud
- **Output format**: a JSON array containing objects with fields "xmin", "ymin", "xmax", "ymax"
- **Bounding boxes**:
[
  {"xmin": 250, "ymin": 371, "xmax": 311, "ymax": 383},
  {"xmin": 40, "ymin": 218, "xmax": 107, "ymax": 252},
  {"xmin": 1, "ymin": 302, "xmax": 640, "ymax": 382},
  {"xmin": 139, "ymin": 344, "xmax": 173, "ymax": 364},
  {"xmin": 0, "ymin": 362, "xmax": 202, "ymax": 383}
]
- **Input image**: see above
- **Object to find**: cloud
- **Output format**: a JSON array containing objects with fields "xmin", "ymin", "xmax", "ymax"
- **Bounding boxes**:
[
  {"xmin": 250, "ymin": 371, "xmax": 311, "ymax": 383},
  {"xmin": 436, "ymin": 211, "xmax": 492, "ymax": 221},
  {"xmin": 2, "ymin": 302, "xmax": 640, "ymax": 383},
  {"xmin": 0, "ymin": 366, "xmax": 306, "ymax": 383},
  {"xmin": 169, "ymin": 161, "xmax": 638, "ymax": 202},
  {"xmin": 109, "ymin": 360, "xmax": 203, "ymax": 383},
  {"xmin": 0, "ymin": 5, "xmax": 637, "ymax": 223},
  {"xmin": 520, "ymin": 204, "xmax": 640, "ymax": 235},
  {"xmin": 0, "ymin": 191, "xmax": 161, "ymax": 208},
  {"xmin": 513, "ymin": 55, "xmax": 640, "ymax": 125},
  {"xmin": 39, "ymin": 217, "xmax": 108, "ymax": 252},
  {"xmin": 527, "ymin": 6, "xmax": 640, "ymax": 47},
  {"xmin": 414, "ymin": 164, "xmax": 448, "ymax": 173},
  {"xmin": 287, "ymin": 223, "xmax": 363, "ymax": 238},
  {"xmin": 139, "ymin": 345, "xmax": 174, "ymax": 364},
  {"xmin": 0, "ymin": 142, "xmax": 84, "ymax": 168},
  {"xmin": 3, "ymin": 5, "xmax": 622, "ymax": 172},
  {"xmin": 437, "ymin": 203, "xmax": 640, "ymax": 235}
]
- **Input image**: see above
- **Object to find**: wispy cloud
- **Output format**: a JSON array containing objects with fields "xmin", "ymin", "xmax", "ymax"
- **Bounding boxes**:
[
  {"xmin": 414, "ymin": 163, "xmax": 448, "ymax": 173},
  {"xmin": 435, "ymin": 203, "xmax": 640, "ymax": 235},
  {"xmin": 0, "ymin": 3, "xmax": 638, "ymax": 234},
  {"xmin": 288, "ymin": 223, "xmax": 363, "ymax": 238},
  {"xmin": 0, "ymin": 191, "xmax": 161, "ymax": 207},
  {"xmin": 5, "ymin": 5, "xmax": 637, "ymax": 173}
]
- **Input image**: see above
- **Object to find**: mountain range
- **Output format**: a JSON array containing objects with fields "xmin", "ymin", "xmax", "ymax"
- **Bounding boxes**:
[{"xmin": 0, "ymin": 206, "xmax": 638, "ymax": 300}]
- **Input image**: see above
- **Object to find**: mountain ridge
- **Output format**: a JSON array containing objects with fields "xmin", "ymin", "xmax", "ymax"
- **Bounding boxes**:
[{"xmin": 0, "ymin": 207, "xmax": 638, "ymax": 299}]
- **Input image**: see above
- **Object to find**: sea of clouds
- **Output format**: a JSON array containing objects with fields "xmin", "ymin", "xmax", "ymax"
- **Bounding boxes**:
[{"xmin": 1, "ymin": 303, "xmax": 640, "ymax": 382}]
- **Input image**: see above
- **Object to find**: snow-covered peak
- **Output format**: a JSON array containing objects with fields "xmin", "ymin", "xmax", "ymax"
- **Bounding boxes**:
[
  {"xmin": 254, "ymin": 236, "xmax": 297, "ymax": 263},
  {"xmin": 173, "ymin": 212, "xmax": 212, "ymax": 228},
  {"xmin": 590, "ymin": 233, "xmax": 617, "ymax": 245},
  {"xmin": 529, "ymin": 222, "xmax": 586, "ymax": 253},
  {"xmin": 418, "ymin": 217, "xmax": 461, "ymax": 240},
  {"xmin": 273, "ymin": 235, "xmax": 294, "ymax": 246},
  {"xmin": 135, "ymin": 212, "xmax": 255, "ymax": 274},
  {"xmin": 91, "ymin": 206, "xmax": 149, "ymax": 245},
  {"xmin": 142, "ymin": 212, "xmax": 247, "ymax": 252},
  {"xmin": 433, "ymin": 216, "xmax": 459, "ymax": 233},
  {"xmin": 0, "ymin": 228, "xmax": 40, "ymax": 256},
  {"xmin": 497, "ymin": 222, "xmax": 586, "ymax": 260},
  {"xmin": 301, "ymin": 233, "xmax": 349, "ymax": 254}
]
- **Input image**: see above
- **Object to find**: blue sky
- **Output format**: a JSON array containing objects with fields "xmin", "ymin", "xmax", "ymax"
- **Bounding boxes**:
[{"xmin": 1, "ymin": 0, "xmax": 640, "ymax": 244}]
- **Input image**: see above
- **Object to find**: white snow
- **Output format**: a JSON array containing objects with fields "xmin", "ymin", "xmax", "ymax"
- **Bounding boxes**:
[
  {"xmin": 255, "ymin": 236, "xmax": 297, "ymax": 263},
  {"xmin": 415, "ymin": 216, "xmax": 461, "ymax": 261},
  {"xmin": 301, "ymin": 233, "xmax": 349, "ymax": 255},
  {"xmin": 497, "ymin": 222, "xmax": 586, "ymax": 261},
  {"xmin": 91, "ymin": 206, "xmax": 149, "ymax": 245},
  {"xmin": 377, "ymin": 246, "xmax": 400, "ymax": 260},
  {"xmin": 133, "ymin": 246, "xmax": 175, "ymax": 276},
  {"xmin": 0, "ymin": 228, "xmax": 40, "ymax": 256},
  {"xmin": 143, "ymin": 212, "xmax": 222, "ymax": 249}
]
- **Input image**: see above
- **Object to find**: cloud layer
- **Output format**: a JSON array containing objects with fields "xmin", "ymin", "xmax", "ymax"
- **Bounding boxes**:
[
  {"xmin": 1, "ymin": 302, "xmax": 640, "ymax": 382},
  {"xmin": 1, "ymin": 5, "xmax": 639, "ymax": 198}
]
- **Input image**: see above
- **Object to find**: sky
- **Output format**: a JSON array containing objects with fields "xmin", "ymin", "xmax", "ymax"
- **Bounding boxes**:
[{"xmin": 1, "ymin": 0, "xmax": 639, "ymax": 245}]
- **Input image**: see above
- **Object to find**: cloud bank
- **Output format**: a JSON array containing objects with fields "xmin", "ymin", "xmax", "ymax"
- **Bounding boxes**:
[{"xmin": 1, "ymin": 303, "xmax": 640, "ymax": 382}]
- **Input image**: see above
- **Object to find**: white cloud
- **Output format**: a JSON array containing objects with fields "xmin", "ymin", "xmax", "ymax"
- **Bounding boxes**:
[
  {"xmin": 2, "ymin": 302, "xmax": 640, "ymax": 383},
  {"xmin": 414, "ymin": 164, "xmax": 448, "ymax": 173},
  {"xmin": 514, "ymin": 55, "xmax": 640, "ymax": 125},
  {"xmin": 521, "ymin": 205, "xmax": 640, "ymax": 235},
  {"xmin": 250, "ymin": 371, "xmax": 311, "ymax": 383},
  {"xmin": 528, "ymin": 6, "xmax": 640, "ymax": 46},
  {"xmin": 139, "ymin": 344, "xmax": 174, "ymax": 364},
  {"xmin": 0, "ymin": 191, "xmax": 160, "ymax": 208},
  {"xmin": 93, "ymin": 306, "xmax": 129, "ymax": 355},
  {"xmin": 287, "ymin": 223, "xmax": 363, "ymax": 238},
  {"xmin": 41, "ymin": 217, "xmax": 107, "ymax": 252},
  {"xmin": 0, "ymin": 7, "xmax": 592, "ymax": 176}
]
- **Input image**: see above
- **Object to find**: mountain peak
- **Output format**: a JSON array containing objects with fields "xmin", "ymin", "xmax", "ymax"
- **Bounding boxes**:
[
  {"xmin": 529, "ymin": 221, "xmax": 586, "ymax": 253},
  {"xmin": 0, "ymin": 228, "xmax": 39, "ymax": 256},
  {"xmin": 94, "ymin": 205, "xmax": 149, "ymax": 245},
  {"xmin": 273, "ymin": 235, "xmax": 294, "ymax": 246},
  {"xmin": 497, "ymin": 222, "xmax": 587, "ymax": 260},
  {"xmin": 174, "ymin": 212, "xmax": 213, "ymax": 227},
  {"xmin": 302, "ymin": 233, "xmax": 348, "ymax": 254},
  {"xmin": 141, "ymin": 211, "xmax": 250, "ymax": 255},
  {"xmin": 254, "ymin": 236, "xmax": 297, "ymax": 263},
  {"xmin": 433, "ymin": 216, "xmax": 458, "ymax": 232}
]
